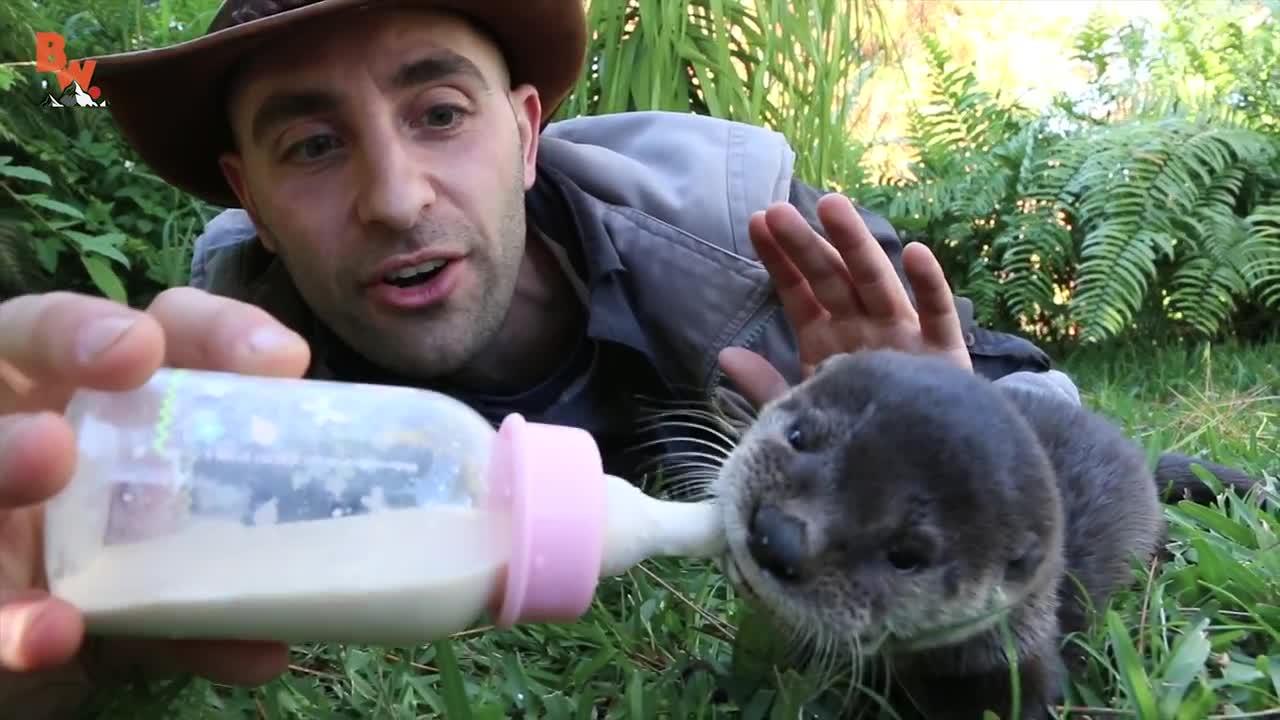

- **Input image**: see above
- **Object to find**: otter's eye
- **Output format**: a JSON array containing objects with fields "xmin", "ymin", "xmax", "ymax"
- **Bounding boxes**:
[
  {"xmin": 887, "ymin": 541, "xmax": 933, "ymax": 572},
  {"xmin": 786, "ymin": 424, "xmax": 804, "ymax": 449},
  {"xmin": 784, "ymin": 411, "xmax": 820, "ymax": 451},
  {"xmin": 786, "ymin": 420, "xmax": 816, "ymax": 452}
]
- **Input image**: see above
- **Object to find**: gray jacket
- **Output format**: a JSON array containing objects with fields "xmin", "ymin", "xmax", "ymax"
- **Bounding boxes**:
[{"xmin": 189, "ymin": 111, "xmax": 1079, "ymax": 436}]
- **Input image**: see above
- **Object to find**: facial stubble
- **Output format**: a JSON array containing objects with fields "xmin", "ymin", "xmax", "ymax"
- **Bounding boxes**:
[{"xmin": 266, "ymin": 139, "xmax": 531, "ymax": 382}]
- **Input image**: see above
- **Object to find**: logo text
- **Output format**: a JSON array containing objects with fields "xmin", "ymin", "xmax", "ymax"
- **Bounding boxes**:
[{"xmin": 34, "ymin": 31, "xmax": 100, "ymax": 100}]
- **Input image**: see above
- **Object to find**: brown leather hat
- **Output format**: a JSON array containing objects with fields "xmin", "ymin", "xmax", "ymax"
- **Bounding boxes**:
[{"xmin": 88, "ymin": 0, "xmax": 588, "ymax": 208}]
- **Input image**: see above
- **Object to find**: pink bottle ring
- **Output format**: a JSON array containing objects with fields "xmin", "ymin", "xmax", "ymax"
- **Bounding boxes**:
[{"xmin": 486, "ymin": 413, "xmax": 607, "ymax": 628}]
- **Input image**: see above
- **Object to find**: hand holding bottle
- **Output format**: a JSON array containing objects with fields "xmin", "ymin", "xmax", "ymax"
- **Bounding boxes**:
[
  {"xmin": 1, "ymin": 287, "xmax": 731, "ymax": 717},
  {"xmin": 0, "ymin": 288, "xmax": 308, "ymax": 708}
]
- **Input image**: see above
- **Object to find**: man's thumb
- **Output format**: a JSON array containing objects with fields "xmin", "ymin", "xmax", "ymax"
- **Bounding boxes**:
[{"xmin": 717, "ymin": 347, "xmax": 791, "ymax": 410}]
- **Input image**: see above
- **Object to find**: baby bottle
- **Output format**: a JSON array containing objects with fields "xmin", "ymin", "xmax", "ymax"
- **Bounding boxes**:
[{"xmin": 42, "ymin": 367, "xmax": 727, "ymax": 645}]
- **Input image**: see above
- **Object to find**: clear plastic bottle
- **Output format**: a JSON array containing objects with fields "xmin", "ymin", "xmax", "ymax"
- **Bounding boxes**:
[{"xmin": 42, "ymin": 367, "xmax": 726, "ymax": 645}]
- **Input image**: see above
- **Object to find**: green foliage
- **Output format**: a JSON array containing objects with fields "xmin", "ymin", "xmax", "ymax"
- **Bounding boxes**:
[
  {"xmin": 1143, "ymin": 0, "xmax": 1280, "ymax": 134},
  {"xmin": 0, "ymin": 128, "xmax": 217, "ymax": 304},
  {"xmin": 0, "ymin": 0, "xmax": 224, "ymax": 306},
  {"xmin": 3, "ymin": 0, "xmax": 1277, "ymax": 346},
  {"xmin": 0, "ymin": 214, "xmax": 49, "ymax": 298},
  {"xmin": 557, "ymin": 0, "xmax": 890, "ymax": 192},
  {"xmin": 853, "ymin": 29, "xmax": 1280, "ymax": 346},
  {"xmin": 1017, "ymin": 118, "xmax": 1280, "ymax": 343},
  {"xmin": 855, "ymin": 35, "xmax": 1043, "ymax": 331}
]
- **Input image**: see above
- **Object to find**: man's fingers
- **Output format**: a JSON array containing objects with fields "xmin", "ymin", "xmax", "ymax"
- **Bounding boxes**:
[
  {"xmin": 0, "ymin": 292, "xmax": 165, "ymax": 397},
  {"xmin": 0, "ymin": 593, "xmax": 83, "ymax": 673},
  {"xmin": 718, "ymin": 347, "xmax": 791, "ymax": 410},
  {"xmin": 815, "ymin": 194, "xmax": 915, "ymax": 321},
  {"xmin": 749, "ymin": 211, "xmax": 828, "ymax": 329},
  {"xmin": 902, "ymin": 242, "xmax": 966, "ymax": 352},
  {"xmin": 0, "ymin": 597, "xmax": 289, "ymax": 684},
  {"xmin": 761, "ymin": 203, "xmax": 862, "ymax": 320},
  {"xmin": 167, "ymin": 639, "xmax": 291, "ymax": 686},
  {"xmin": 92, "ymin": 637, "xmax": 291, "ymax": 687},
  {"xmin": 0, "ymin": 413, "xmax": 75, "ymax": 508},
  {"xmin": 146, "ymin": 288, "xmax": 311, "ymax": 377}
]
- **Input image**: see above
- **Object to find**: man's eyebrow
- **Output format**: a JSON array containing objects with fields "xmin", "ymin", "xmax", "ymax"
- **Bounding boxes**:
[
  {"xmin": 250, "ymin": 90, "xmax": 340, "ymax": 147},
  {"xmin": 392, "ymin": 51, "xmax": 490, "ymax": 92}
]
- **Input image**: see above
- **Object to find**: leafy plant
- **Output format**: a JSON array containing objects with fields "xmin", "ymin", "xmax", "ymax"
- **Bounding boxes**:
[
  {"xmin": 556, "ymin": 0, "xmax": 892, "ymax": 192},
  {"xmin": 854, "ymin": 35, "xmax": 1041, "ymax": 330},
  {"xmin": 852, "ymin": 31, "xmax": 1280, "ymax": 346},
  {"xmin": 0, "ymin": 0, "xmax": 224, "ymax": 307},
  {"xmin": 1032, "ymin": 118, "xmax": 1279, "ymax": 342}
]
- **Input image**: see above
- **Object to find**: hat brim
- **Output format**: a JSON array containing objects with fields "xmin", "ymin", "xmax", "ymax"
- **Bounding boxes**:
[{"xmin": 90, "ymin": 0, "xmax": 587, "ymax": 208}]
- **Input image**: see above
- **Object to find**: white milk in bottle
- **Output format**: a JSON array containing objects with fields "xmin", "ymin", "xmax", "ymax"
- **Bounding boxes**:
[{"xmin": 43, "ymin": 368, "xmax": 727, "ymax": 644}]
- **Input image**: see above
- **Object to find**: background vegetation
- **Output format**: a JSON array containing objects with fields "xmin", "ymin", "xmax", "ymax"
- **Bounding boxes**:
[
  {"xmin": 1, "ymin": 0, "xmax": 1277, "ymax": 717},
  {"xmin": 3, "ymin": 0, "xmax": 1280, "ymax": 348}
]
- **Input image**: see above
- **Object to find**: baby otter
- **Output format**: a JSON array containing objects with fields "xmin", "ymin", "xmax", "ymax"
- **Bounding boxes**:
[{"xmin": 712, "ymin": 349, "xmax": 1172, "ymax": 720}]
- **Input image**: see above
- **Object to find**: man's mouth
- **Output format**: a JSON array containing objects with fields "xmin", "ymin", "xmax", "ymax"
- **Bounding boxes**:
[
  {"xmin": 365, "ymin": 253, "xmax": 465, "ymax": 311},
  {"xmin": 382, "ymin": 259, "xmax": 449, "ymax": 288}
]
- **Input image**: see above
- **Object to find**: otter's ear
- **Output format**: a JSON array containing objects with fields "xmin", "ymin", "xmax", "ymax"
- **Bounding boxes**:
[
  {"xmin": 1004, "ymin": 530, "xmax": 1045, "ymax": 585},
  {"xmin": 814, "ymin": 351, "xmax": 844, "ymax": 376},
  {"xmin": 812, "ymin": 353, "xmax": 853, "ymax": 378}
]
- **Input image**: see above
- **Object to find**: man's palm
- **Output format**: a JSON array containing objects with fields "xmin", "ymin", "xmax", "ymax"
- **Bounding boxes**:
[{"xmin": 721, "ymin": 194, "xmax": 971, "ymax": 410}]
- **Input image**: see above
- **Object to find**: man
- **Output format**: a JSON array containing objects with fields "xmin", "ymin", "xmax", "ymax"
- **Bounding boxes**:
[
  {"xmin": 183, "ymin": 0, "xmax": 1077, "ymax": 472},
  {"xmin": 0, "ymin": 0, "xmax": 1077, "ymax": 714}
]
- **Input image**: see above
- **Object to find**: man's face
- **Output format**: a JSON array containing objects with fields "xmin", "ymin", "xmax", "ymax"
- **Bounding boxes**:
[{"xmin": 219, "ymin": 8, "xmax": 541, "ymax": 379}]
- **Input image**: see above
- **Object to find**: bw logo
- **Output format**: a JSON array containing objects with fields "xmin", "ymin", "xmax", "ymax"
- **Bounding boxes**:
[{"xmin": 34, "ymin": 31, "xmax": 107, "ymax": 108}]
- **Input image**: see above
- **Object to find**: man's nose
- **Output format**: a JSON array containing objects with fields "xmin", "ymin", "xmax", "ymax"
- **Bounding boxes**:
[{"xmin": 354, "ymin": 129, "xmax": 436, "ymax": 230}]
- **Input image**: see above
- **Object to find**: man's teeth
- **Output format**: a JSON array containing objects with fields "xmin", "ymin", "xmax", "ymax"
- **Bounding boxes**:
[{"xmin": 384, "ymin": 259, "xmax": 446, "ymax": 282}]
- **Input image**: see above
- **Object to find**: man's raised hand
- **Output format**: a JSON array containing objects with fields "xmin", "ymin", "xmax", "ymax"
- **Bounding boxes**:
[{"xmin": 720, "ymin": 193, "xmax": 971, "ymax": 409}]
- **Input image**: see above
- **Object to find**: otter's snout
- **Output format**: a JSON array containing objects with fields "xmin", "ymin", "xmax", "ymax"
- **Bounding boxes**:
[{"xmin": 747, "ymin": 504, "xmax": 813, "ymax": 582}]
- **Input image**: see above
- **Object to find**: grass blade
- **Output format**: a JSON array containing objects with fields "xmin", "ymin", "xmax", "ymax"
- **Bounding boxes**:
[{"xmin": 433, "ymin": 638, "xmax": 473, "ymax": 720}]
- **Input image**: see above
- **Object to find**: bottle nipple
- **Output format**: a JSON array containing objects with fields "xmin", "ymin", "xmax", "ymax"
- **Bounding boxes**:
[{"xmin": 598, "ymin": 475, "xmax": 727, "ymax": 577}]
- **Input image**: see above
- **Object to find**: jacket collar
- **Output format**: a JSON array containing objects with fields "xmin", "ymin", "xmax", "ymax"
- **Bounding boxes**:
[{"xmin": 524, "ymin": 159, "xmax": 662, "ymax": 368}]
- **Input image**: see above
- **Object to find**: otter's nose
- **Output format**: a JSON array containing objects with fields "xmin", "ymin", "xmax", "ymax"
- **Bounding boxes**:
[{"xmin": 747, "ymin": 504, "xmax": 810, "ymax": 582}]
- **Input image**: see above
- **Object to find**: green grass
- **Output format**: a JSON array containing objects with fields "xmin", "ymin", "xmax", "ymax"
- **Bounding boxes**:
[{"xmin": 82, "ymin": 339, "xmax": 1279, "ymax": 719}]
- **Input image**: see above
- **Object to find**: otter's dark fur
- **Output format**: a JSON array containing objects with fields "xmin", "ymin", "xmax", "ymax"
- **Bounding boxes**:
[{"xmin": 710, "ymin": 349, "xmax": 1264, "ymax": 720}]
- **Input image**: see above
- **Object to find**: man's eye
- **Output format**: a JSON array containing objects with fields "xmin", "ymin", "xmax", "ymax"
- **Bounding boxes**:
[
  {"xmin": 286, "ymin": 134, "xmax": 341, "ymax": 162},
  {"xmin": 421, "ymin": 105, "xmax": 464, "ymax": 129}
]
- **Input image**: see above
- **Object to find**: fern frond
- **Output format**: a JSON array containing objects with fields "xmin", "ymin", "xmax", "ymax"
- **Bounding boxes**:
[
  {"xmin": 1166, "ymin": 255, "xmax": 1251, "ymax": 336},
  {"xmin": 859, "ymin": 27, "xmax": 1277, "ymax": 345},
  {"xmin": 992, "ymin": 206, "xmax": 1073, "ymax": 332},
  {"xmin": 958, "ymin": 252, "xmax": 1002, "ymax": 326},
  {"xmin": 1074, "ymin": 220, "xmax": 1154, "ymax": 341},
  {"xmin": 1243, "ymin": 203, "xmax": 1280, "ymax": 309},
  {"xmin": 1016, "ymin": 118, "xmax": 1279, "ymax": 341}
]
